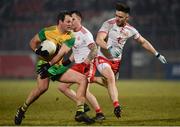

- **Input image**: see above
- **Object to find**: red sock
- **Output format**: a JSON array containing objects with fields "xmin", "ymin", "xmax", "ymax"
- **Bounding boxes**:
[
  {"xmin": 113, "ymin": 101, "xmax": 119, "ymax": 107},
  {"xmin": 95, "ymin": 108, "xmax": 102, "ymax": 113}
]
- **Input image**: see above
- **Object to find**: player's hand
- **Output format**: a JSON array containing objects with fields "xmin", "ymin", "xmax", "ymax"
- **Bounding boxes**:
[
  {"xmin": 108, "ymin": 46, "xmax": 122, "ymax": 58},
  {"xmin": 35, "ymin": 46, "xmax": 49, "ymax": 58},
  {"xmin": 156, "ymin": 53, "xmax": 167, "ymax": 64},
  {"xmin": 37, "ymin": 63, "xmax": 51, "ymax": 79}
]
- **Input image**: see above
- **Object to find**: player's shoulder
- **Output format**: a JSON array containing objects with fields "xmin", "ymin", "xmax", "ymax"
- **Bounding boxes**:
[
  {"xmin": 124, "ymin": 23, "xmax": 138, "ymax": 33},
  {"xmin": 67, "ymin": 30, "xmax": 75, "ymax": 39},
  {"xmin": 80, "ymin": 26, "xmax": 88, "ymax": 34},
  {"xmin": 105, "ymin": 18, "xmax": 116, "ymax": 25},
  {"xmin": 125, "ymin": 23, "xmax": 136, "ymax": 30},
  {"xmin": 79, "ymin": 26, "xmax": 93, "ymax": 36},
  {"xmin": 44, "ymin": 25, "xmax": 57, "ymax": 31}
]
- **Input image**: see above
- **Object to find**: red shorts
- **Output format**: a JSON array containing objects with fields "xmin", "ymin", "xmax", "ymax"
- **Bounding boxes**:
[
  {"xmin": 71, "ymin": 61, "xmax": 96, "ymax": 82},
  {"xmin": 95, "ymin": 56, "xmax": 121, "ymax": 74}
]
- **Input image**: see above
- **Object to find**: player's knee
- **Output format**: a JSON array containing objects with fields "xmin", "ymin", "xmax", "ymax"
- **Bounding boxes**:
[
  {"xmin": 85, "ymin": 89, "xmax": 92, "ymax": 98},
  {"xmin": 106, "ymin": 74, "xmax": 115, "ymax": 83}
]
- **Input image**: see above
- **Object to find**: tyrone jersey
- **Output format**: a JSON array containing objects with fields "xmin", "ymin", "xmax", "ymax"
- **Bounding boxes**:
[
  {"xmin": 72, "ymin": 26, "xmax": 95, "ymax": 63},
  {"xmin": 98, "ymin": 18, "xmax": 140, "ymax": 60}
]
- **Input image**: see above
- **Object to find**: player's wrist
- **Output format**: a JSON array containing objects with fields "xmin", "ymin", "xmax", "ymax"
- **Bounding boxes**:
[
  {"xmin": 35, "ymin": 47, "xmax": 42, "ymax": 55},
  {"xmin": 34, "ymin": 48, "xmax": 39, "ymax": 54},
  {"xmin": 48, "ymin": 61, "xmax": 52, "ymax": 66},
  {"xmin": 155, "ymin": 52, "xmax": 160, "ymax": 58},
  {"xmin": 83, "ymin": 59, "xmax": 91, "ymax": 65},
  {"xmin": 107, "ymin": 45, "xmax": 112, "ymax": 50},
  {"xmin": 62, "ymin": 58, "xmax": 72, "ymax": 66}
]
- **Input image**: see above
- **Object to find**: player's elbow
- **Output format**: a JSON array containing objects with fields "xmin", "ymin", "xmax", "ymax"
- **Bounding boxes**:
[
  {"xmin": 29, "ymin": 39, "xmax": 36, "ymax": 51},
  {"xmin": 29, "ymin": 35, "xmax": 40, "ymax": 51}
]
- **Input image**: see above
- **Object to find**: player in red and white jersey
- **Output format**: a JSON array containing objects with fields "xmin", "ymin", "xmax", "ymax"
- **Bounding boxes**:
[
  {"xmin": 96, "ymin": 2, "xmax": 167, "ymax": 118},
  {"xmin": 97, "ymin": 18, "xmax": 140, "ymax": 61},
  {"xmin": 58, "ymin": 10, "xmax": 105, "ymax": 121},
  {"xmin": 70, "ymin": 25, "xmax": 97, "ymax": 83}
]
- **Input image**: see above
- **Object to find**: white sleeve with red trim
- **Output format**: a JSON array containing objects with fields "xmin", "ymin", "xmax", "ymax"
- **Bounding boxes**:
[
  {"xmin": 98, "ymin": 20, "xmax": 113, "ymax": 33},
  {"xmin": 128, "ymin": 26, "xmax": 140, "ymax": 39},
  {"xmin": 84, "ymin": 30, "xmax": 95, "ymax": 46}
]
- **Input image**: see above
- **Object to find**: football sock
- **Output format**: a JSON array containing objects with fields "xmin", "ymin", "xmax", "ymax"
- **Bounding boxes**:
[
  {"xmin": 77, "ymin": 104, "xmax": 84, "ymax": 112},
  {"xmin": 21, "ymin": 102, "xmax": 29, "ymax": 112},
  {"xmin": 113, "ymin": 101, "xmax": 120, "ymax": 108},
  {"xmin": 95, "ymin": 108, "xmax": 102, "ymax": 113}
]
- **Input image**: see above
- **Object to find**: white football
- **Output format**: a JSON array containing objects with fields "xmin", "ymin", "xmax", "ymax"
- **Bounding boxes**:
[{"xmin": 41, "ymin": 40, "xmax": 57, "ymax": 55}]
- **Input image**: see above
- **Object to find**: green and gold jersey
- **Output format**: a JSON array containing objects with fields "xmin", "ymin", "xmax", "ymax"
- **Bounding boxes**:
[
  {"xmin": 38, "ymin": 25, "xmax": 75, "ymax": 48},
  {"xmin": 37, "ymin": 25, "xmax": 75, "ymax": 62},
  {"xmin": 35, "ymin": 26, "xmax": 75, "ymax": 78},
  {"xmin": 36, "ymin": 25, "xmax": 75, "ymax": 73}
]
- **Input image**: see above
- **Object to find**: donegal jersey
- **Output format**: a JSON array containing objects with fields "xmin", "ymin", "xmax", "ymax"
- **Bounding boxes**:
[
  {"xmin": 72, "ymin": 26, "xmax": 95, "ymax": 63},
  {"xmin": 38, "ymin": 25, "xmax": 75, "ymax": 49},
  {"xmin": 97, "ymin": 18, "xmax": 140, "ymax": 60},
  {"xmin": 35, "ymin": 26, "xmax": 75, "ymax": 77}
]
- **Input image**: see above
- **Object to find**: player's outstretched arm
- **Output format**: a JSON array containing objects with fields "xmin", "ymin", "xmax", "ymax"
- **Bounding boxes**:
[{"xmin": 136, "ymin": 35, "xmax": 167, "ymax": 64}]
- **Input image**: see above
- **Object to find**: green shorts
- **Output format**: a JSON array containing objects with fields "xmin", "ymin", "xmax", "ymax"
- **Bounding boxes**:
[{"xmin": 36, "ymin": 60, "xmax": 70, "ymax": 81}]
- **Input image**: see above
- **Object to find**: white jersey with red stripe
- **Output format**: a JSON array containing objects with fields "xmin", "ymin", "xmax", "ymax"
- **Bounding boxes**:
[
  {"xmin": 73, "ymin": 26, "xmax": 95, "ymax": 63},
  {"xmin": 98, "ymin": 18, "xmax": 140, "ymax": 60}
]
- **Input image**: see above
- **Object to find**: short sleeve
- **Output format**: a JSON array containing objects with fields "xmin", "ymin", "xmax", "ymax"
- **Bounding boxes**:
[
  {"xmin": 38, "ymin": 28, "xmax": 46, "ymax": 42},
  {"xmin": 132, "ymin": 28, "xmax": 140, "ymax": 39},
  {"xmin": 134, "ymin": 34, "xmax": 140, "ymax": 39},
  {"xmin": 84, "ymin": 32, "xmax": 95, "ymax": 46},
  {"xmin": 98, "ymin": 21, "xmax": 112, "ymax": 33},
  {"xmin": 64, "ymin": 37, "xmax": 75, "ymax": 48}
]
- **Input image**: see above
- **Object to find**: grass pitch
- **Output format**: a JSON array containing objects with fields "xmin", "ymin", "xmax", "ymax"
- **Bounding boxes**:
[{"xmin": 0, "ymin": 79, "xmax": 180, "ymax": 126}]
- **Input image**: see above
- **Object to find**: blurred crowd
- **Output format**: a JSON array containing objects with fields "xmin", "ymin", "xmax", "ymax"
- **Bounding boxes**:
[{"xmin": 0, "ymin": 0, "xmax": 180, "ymax": 51}]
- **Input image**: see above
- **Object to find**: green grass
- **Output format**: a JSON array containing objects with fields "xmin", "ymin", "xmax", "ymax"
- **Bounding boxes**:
[{"xmin": 0, "ymin": 80, "xmax": 180, "ymax": 126}]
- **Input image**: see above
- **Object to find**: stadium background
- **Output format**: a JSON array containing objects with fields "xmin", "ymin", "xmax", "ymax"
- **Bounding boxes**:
[{"xmin": 0, "ymin": 0, "xmax": 180, "ymax": 80}]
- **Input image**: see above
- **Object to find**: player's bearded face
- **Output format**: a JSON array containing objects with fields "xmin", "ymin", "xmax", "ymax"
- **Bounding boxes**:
[
  {"xmin": 115, "ymin": 11, "xmax": 128, "ymax": 27},
  {"xmin": 61, "ymin": 15, "xmax": 73, "ymax": 32}
]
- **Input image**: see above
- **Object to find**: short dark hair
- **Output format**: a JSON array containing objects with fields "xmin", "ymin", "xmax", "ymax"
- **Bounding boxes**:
[
  {"xmin": 115, "ymin": 2, "xmax": 130, "ymax": 14},
  {"xmin": 57, "ymin": 10, "xmax": 71, "ymax": 24},
  {"xmin": 70, "ymin": 10, "xmax": 83, "ymax": 19}
]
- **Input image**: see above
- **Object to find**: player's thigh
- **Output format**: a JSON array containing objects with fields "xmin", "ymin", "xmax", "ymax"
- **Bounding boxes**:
[
  {"xmin": 59, "ymin": 69, "xmax": 87, "ymax": 83},
  {"xmin": 59, "ymin": 82, "xmax": 72, "ymax": 88},
  {"xmin": 97, "ymin": 63, "xmax": 115, "ymax": 79},
  {"xmin": 37, "ymin": 75, "xmax": 50, "ymax": 90},
  {"xmin": 58, "ymin": 82, "xmax": 73, "ymax": 90},
  {"xmin": 58, "ymin": 82, "xmax": 72, "ymax": 92}
]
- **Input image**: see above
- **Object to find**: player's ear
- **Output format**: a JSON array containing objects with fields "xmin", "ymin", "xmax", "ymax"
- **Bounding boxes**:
[
  {"xmin": 78, "ymin": 15, "xmax": 81, "ymax": 22},
  {"xmin": 125, "ymin": 14, "xmax": 129, "ymax": 20},
  {"xmin": 58, "ymin": 20, "xmax": 64, "ymax": 25}
]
